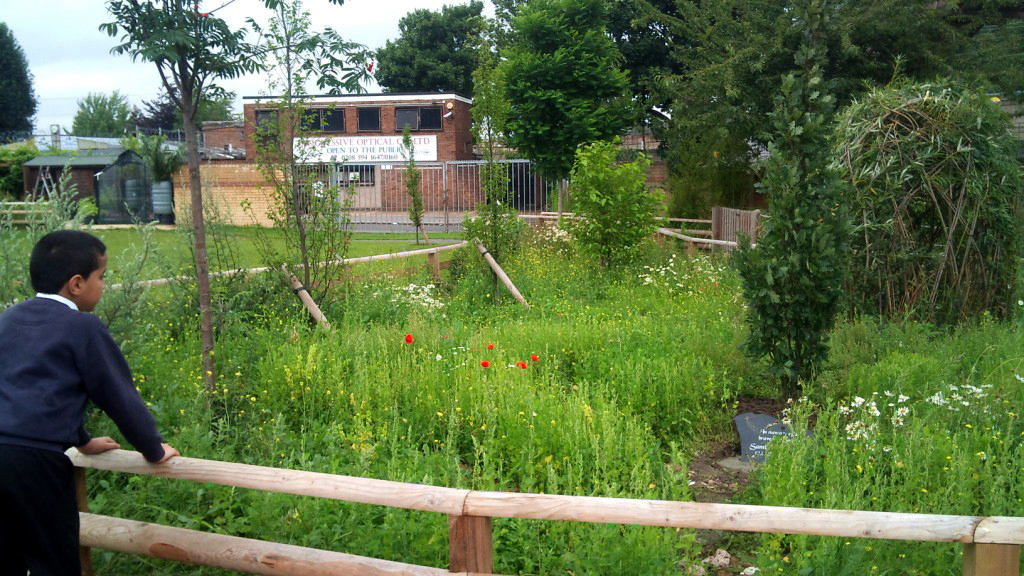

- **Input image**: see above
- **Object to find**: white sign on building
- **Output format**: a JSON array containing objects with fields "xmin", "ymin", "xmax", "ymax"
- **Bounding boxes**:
[{"xmin": 295, "ymin": 135, "xmax": 438, "ymax": 163}]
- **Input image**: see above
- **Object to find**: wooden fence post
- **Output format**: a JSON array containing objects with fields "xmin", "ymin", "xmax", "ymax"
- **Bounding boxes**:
[
  {"xmin": 427, "ymin": 250, "xmax": 441, "ymax": 282},
  {"xmin": 449, "ymin": 515, "xmax": 493, "ymax": 574},
  {"xmin": 963, "ymin": 543, "xmax": 1021, "ymax": 576},
  {"xmin": 75, "ymin": 467, "xmax": 94, "ymax": 576}
]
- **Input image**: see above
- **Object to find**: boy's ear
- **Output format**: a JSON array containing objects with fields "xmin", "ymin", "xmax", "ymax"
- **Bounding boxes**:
[{"xmin": 64, "ymin": 274, "xmax": 85, "ymax": 296}]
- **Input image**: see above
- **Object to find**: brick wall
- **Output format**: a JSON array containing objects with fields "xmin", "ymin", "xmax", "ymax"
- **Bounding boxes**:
[
  {"xmin": 172, "ymin": 161, "xmax": 274, "ymax": 226},
  {"xmin": 202, "ymin": 121, "xmax": 245, "ymax": 152}
]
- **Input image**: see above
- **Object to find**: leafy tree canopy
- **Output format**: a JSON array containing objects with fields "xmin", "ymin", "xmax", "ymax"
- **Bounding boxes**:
[
  {"xmin": 635, "ymin": 0, "xmax": 1024, "ymax": 172},
  {"xmin": 499, "ymin": 0, "xmax": 632, "ymax": 181},
  {"xmin": 72, "ymin": 91, "xmax": 134, "ymax": 137},
  {"xmin": 0, "ymin": 22, "xmax": 38, "ymax": 141},
  {"xmin": 374, "ymin": 1, "xmax": 485, "ymax": 96},
  {"xmin": 132, "ymin": 89, "xmax": 178, "ymax": 133},
  {"xmin": 607, "ymin": 0, "xmax": 680, "ymax": 107},
  {"xmin": 133, "ymin": 87, "xmax": 236, "ymax": 134}
]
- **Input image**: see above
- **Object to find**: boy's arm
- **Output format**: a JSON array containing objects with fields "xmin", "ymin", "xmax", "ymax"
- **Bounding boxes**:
[{"xmin": 79, "ymin": 324, "xmax": 167, "ymax": 463}]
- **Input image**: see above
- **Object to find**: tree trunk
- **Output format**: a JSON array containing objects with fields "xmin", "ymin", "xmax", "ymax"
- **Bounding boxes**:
[{"xmin": 182, "ymin": 92, "xmax": 216, "ymax": 394}]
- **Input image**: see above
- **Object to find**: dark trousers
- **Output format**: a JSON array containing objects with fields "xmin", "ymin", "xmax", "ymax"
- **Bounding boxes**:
[{"xmin": 0, "ymin": 445, "xmax": 80, "ymax": 576}]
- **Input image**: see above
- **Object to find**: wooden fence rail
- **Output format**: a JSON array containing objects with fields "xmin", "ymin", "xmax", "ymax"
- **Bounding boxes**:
[
  {"xmin": 109, "ymin": 242, "xmax": 467, "ymax": 291},
  {"xmin": 70, "ymin": 449, "xmax": 1023, "ymax": 575},
  {"xmin": 0, "ymin": 200, "xmax": 51, "ymax": 225}
]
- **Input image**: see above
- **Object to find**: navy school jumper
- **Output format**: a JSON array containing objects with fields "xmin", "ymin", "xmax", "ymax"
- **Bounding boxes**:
[{"xmin": 0, "ymin": 297, "xmax": 165, "ymax": 461}]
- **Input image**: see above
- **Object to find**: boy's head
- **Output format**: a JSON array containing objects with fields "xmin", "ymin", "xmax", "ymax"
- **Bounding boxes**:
[{"xmin": 30, "ymin": 231, "xmax": 108, "ymax": 312}]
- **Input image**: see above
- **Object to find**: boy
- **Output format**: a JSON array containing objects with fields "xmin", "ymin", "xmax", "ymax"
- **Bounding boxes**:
[{"xmin": 0, "ymin": 230, "xmax": 179, "ymax": 576}]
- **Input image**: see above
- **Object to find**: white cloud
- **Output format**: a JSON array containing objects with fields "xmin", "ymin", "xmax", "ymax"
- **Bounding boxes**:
[{"xmin": 4, "ymin": 0, "xmax": 491, "ymax": 133}]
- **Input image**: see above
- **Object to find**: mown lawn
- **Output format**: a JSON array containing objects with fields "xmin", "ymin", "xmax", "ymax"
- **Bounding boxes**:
[{"xmin": 93, "ymin": 225, "xmax": 464, "ymax": 281}]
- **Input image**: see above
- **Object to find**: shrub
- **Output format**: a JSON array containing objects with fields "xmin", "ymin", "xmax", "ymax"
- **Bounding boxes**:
[
  {"xmin": 734, "ymin": 1, "xmax": 851, "ymax": 396},
  {"xmin": 568, "ymin": 139, "xmax": 661, "ymax": 267},
  {"xmin": 0, "ymin": 141, "xmax": 38, "ymax": 200}
]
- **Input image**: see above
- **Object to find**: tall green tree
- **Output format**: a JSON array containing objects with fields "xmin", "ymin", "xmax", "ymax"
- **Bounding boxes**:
[
  {"xmin": 375, "ymin": 1, "xmax": 484, "ymax": 96},
  {"xmin": 607, "ymin": 0, "xmax": 680, "ymax": 108},
  {"xmin": 0, "ymin": 23, "xmax": 37, "ymax": 141},
  {"xmin": 735, "ymin": 0, "xmax": 851, "ymax": 397},
  {"xmin": 633, "ymin": 0, "xmax": 1023, "ymax": 215},
  {"xmin": 104, "ymin": 0, "xmax": 366, "ymax": 391},
  {"xmin": 499, "ymin": 0, "xmax": 632, "ymax": 183},
  {"xmin": 468, "ymin": 34, "xmax": 521, "ymax": 303},
  {"xmin": 103, "ymin": 0, "xmax": 268, "ymax": 394},
  {"xmin": 72, "ymin": 91, "xmax": 134, "ymax": 137},
  {"xmin": 249, "ymin": 0, "xmax": 368, "ymax": 305}
]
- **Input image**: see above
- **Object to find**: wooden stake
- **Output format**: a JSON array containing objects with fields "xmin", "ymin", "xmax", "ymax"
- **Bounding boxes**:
[
  {"xmin": 473, "ymin": 240, "xmax": 530, "ymax": 309},
  {"xmin": 282, "ymin": 265, "xmax": 331, "ymax": 331},
  {"xmin": 449, "ymin": 515, "xmax": 493, "ymax": 574}
]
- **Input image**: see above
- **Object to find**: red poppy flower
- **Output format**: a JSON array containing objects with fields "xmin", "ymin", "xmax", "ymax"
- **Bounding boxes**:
[
  {"xmin": 405, "ymin": 334, "xmax": 413, "ymax": 345},
  {"xmin": 487, "ymin": 343, "xmax": 495, "ymax": 350},
  {"xmin": 516, "ymin": 362, "xmax": 527, "ymax": 369},
  {"xmin": 530, "ymin": 355, "xmax": 539, "ymax": 362},
  {"xmin": 480, "ymin": 361, "xmax": 490, "ymax": 368}
]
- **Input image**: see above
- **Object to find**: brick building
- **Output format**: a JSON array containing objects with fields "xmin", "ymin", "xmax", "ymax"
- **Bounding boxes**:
[
  {"xmin": 173, "ymin": 93, "xmax": 477, "ymax": 227},
  {"xmin": 243, "ymin": 93, "xmax": 474, "ymax": 161},
  {"xmin": 202, "ymin": 120, "xmax": 246, "ymax": 153}
]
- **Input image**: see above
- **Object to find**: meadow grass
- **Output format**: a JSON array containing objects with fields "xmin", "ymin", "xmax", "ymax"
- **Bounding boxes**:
[{"xmin": 43, "ymin": 223, "xmax": 1024, "ymax": 574}]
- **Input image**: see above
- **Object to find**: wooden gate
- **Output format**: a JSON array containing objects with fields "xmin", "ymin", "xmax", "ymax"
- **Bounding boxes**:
[{"xmin": 712, "ymin": 206, "xmax": 761, "ymax": 245}]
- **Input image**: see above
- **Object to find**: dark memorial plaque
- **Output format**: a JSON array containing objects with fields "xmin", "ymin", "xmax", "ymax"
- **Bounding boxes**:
[{"xmin": 734, "ymin": 412, "xmax": 797, "ymax": 463}]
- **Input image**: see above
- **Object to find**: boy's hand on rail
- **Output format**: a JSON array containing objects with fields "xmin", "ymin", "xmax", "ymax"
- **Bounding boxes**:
[
  {"xmin": 77, "ymin": 436, "xmax": 121, "ymax": 454},
  {"xmin": 155, "ymin": 443, "xmax": 180, "ymax": 464}
]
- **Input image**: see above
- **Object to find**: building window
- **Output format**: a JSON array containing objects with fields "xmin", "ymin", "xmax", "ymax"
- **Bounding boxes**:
[
  {"xmin": 395, "ymin": 106, "xmax": 442, "ymax": 132},
  {"xmin": 301, "ymin": 108, "xmax": 346, "ymax": 133},
  {"xmin": 254, "ymin": 109, "xmax": 278, "ymax": 143},
  {"xmin": 322, "ymin": 109, "xmax": 345, "ymax": 132},
  {"xmin": 357, "ymin": 107, "xmax": 380, "ymax": 132},
  {"xmin": 420, "ymin": 107, "xmax": 442, "ymax": 130}
]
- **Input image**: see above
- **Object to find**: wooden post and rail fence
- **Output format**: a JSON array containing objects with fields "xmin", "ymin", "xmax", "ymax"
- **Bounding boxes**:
[
  {"xmin": 70, "ymin": 448, "xmax": 1023, "ymax": 576},
  {"xmin": 110, "ymin": 242, "xmax": 467, "ymax": 292},
  {"xmin": 0, "ymin": 201, "xmax": 52, "ymax": 225}
]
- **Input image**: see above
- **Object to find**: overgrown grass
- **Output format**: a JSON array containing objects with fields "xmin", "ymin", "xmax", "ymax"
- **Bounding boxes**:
[
  {"xmin": 743, "ymin": 317, "xmax": 1024, "ymax": 575},
  {"xmin": 15, "ymin": 223, "xmax": 1024, "ymax": 574}
]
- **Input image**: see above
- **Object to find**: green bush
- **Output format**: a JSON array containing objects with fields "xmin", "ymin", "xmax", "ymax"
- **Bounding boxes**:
[
  {"xmin": 0, "ymin": 142, "xmax": 38, "ymax": 200},
  {"xmin": 568, "ymin": 139, "xmax": 661, "ymax": 267}
]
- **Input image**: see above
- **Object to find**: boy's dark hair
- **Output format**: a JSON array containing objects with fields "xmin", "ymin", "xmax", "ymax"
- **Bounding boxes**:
[{"xmin": 29, "ymin": 231, "xmax": 106, "ymax": 293}]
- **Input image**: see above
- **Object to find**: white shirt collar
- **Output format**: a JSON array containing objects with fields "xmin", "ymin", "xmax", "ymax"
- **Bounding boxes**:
[{"xmin": 36, "ymin": 293, "xmax": 79, "ymax": 311}]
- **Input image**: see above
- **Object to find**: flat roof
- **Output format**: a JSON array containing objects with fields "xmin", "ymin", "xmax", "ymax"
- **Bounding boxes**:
[
  {"xmin": 24, "ymin": 151, "xmax": 123, "ymax": 168},
  {"xmin": 243, "ymin": 92, "xmax": 472, "ymax": 105}
]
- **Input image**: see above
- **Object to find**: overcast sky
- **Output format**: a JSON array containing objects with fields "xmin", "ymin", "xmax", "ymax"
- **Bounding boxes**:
[{"xmin": 3, "ymin": 0, "xmax": 491, "ymax": 134}]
